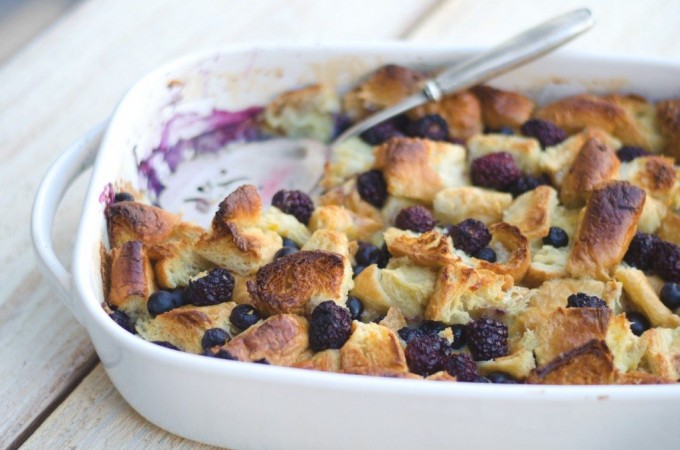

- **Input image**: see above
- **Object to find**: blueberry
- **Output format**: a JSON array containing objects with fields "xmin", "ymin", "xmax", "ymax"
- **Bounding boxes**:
[
  {"xmin": 485, "ymin": 126, "xmax": 514, "ymax": 135},
  {"xmin": 660, "ymin": 283, "xmax": 680, "ymax": 311},
  {"xmin": 379, "ymin": 243, "xmax": 391, "ymax": 269},
  {"xmin": 114, "ymin": 192, "xmax": 134, "ymax": 202},
  {"xmin": 473, "ymin": 247, "xmax": 497, "ymax": 263},
  {"xmin": 616, "ymin": 146, "xmax": 650, "ymax": 162},
  {"xmin": 147, "ymin": 289, "xmax": 186, "ymax": 317},
  {"xmin": 274, "ymin": 246, "xmax": 298, "ymax": 260},
  {"xmin": 152, "ymin": 341, "xmax": 180, "ymax": 350},
  {"xmin": 543, "ymin": 227, "xmax": 569, "ymax": 248},
  {"xmin": 281, "ymin": 238, "xmax": 299, "ymax": 249},
  {"xmin": 346, "ymin": 296, "xmax": 364, "ymax": 320},
  {"xmin": 419, "ymin": 320, "xmax": 447, "ymax": 336},
  {"xmin": 254, "ymin": 358, "xmax": 270, "ymax": 365},
  {"xmin": 487, "ymin": 371, "xmax": 519, "ymax": 384},
  {"xmin": 109, "ymin": 310, "xmax": 136, "ymax": 334},
  {"xmin": 626, "ymin": 311, "xmax": 651, "ymax": 336},
  {"xmin": 353, "ymin": 265, "xmax": 366, "ymax": 278},
  {"xmin": 355, "ymin": 242, "xmax": 382, "ymax": 266},
  {"xmin": 211, "ymin": 349, "xmax": 236, "ymax": 360},
  {"xmin": 406, "ymin": 114, "xmax": 450, "ymax": 141},
  {"xmin": 360, "ymin": 118, "xmax": 406, "ymax": 145},
  {"xmin": 450, "ymin": 324, "xmax": 467, "ymax": 350},
  {"xmin": 201, "ymin": 328, "xmax": 230, "ymax": 350},
  {"xmin": 230, "ymin": 304, "xmax": 261, "ymax": 331}
]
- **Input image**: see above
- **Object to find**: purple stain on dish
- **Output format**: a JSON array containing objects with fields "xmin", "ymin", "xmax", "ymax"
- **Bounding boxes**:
[
  {"xmin": 140, "ymin": 106, "xmax": 265, "ymax": 196},
  {"xmin": 99, "ymin": 182, "xmax": 115, "ymax": 205}
]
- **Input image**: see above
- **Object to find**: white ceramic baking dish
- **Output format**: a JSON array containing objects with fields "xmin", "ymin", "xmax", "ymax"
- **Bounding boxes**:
[{"xmin": 32, "ymin": 43, "xmax": 680, "ymax": 449}]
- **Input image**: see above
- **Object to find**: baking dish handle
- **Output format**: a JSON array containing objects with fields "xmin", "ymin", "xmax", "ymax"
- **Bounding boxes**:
[{"xmin": 31, "ymin": 122, "xmax": 108, "ymax": 324}]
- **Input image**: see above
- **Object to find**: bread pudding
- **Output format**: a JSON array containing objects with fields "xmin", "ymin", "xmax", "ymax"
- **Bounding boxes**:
[{"xmin": 102, "ymin": 63, "xmax": 680, "ymax": 385}]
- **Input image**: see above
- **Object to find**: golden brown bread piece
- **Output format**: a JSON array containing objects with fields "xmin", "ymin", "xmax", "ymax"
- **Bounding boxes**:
[
  {"xmin": 247, "ymin": 250, "xmax": 352, "ymax": 316},
  {"xmin": 262, "ymin": 84, "xmax": 339, "ymax": 142},
  {"xmin": 618, "ymin": 156, "xmax": 677, "ymax": 203},
  {"xmin": 503, "ymin": 186, "xmax": 557, "ymax": 241},
  {"xmin": 383, "ymin": 228, "xmax": 458, "ymax": 268},
  {"xmin": 523, "ymin": 245, "xmax": 570, "ymax": 287},
  {"xmin": 656, "ymin": 98, "xmax": 680, "ymax": 159},
  {"xmin": 467, "ymin": 134, "xmax": 542, "ymax": 175},
  {"xmin": 534, "ymin": 94, "xmax": 649, "ymax": 148},
  {"xmin": 534, "ymin": 307, "xmax": 611, "ymax": 366},
  {"xmin": 409, "ymin": 90, "xmax": 482, "ymax": 140},
  {"xmin": 308, "ymin": 205, "xmax": 382, "ymax": 241},
  {"xmin": 301, "ymin": 229, "xmax": 350, "ymax": 258},
  {"xmin": 425, "ymin": 263, "xmax": 515, "ymax": 325},
  {"xmin": 378, "ymin": 306, "xmax": 407, "ymax": 332},
  {"xmin": 658, "ymin": 209, "xmax": 680, "ymax": 245},
  {"xmin": 560, "ymin": 137, "xmax": 620, "ymax": 207},
  {"xmin": 154, "ymin": 222, "xmax": 212, "ymax": 289},
  {"xmin": 137, "ymin": 302, "xmax": 236, "ymax": 353},
  {"xmin": 108, "ymin": 240, "xmax": 156, "ymax": 320},
  {"xmin": 471, "ymin": 84, "xmax": 535, "ymax": 130},
  {"xmin": 476, "ymin": 222, "xmax": 530, "ymax": 283},
  {"xmin": 350, "ymin": 258, "xmax": 437, "ymax": 319},
  {"xmin": 606, "ymin": 313, "xmax": 645, "ymax": 373},
  {"xmin": 293, "ymin": 349, "xmax": 341, "ymax": 372},
  {"xmin": 373, "ymin": 137, "xmax": 467, "ymax": 202},
  {"xmin": 477, "ymin": 350, "xmax": 536, "ymax": 380},
  {"xmin": 567, "ymin": 181, "xmax": 646, "ymax": 280},
  {"xmin": 222, "ymin": 314, "xmax": 309, "ymax": 365},
  {"xmin": 318, "ymin": 178, "xmax": 384, "ymax": 225},
  {"xmin": 106, "ymin": 201, "xmax": 179, "ymax": 249},
  {"xmin": 614, "ymin": 266, "xmax": 680, "ymax": 328},
  {"xmin": 195, "ymin": 185, "xmax": 282, "ymax": 276},
  {"xmin": 342, "ymin": 65, "xmax": 424, "ymax": 120},
  {"xmin": 526, "ymin": 340, "xmax": 616, "ymax": 385},
  {"xmin": 615, "ymin": 371, "xmax": 675, "ymax": 384},
  {"xmin": 257, "ymin": 206, "xmax": 312, "ymax": 247},
  {"xmin": 425, "ymin": 371, "xmax": 457, "ymax": 381},
  {"xmin": 638, "ymin": 327, "xmax": 680, "ymax": 381},
  {"xmin": 339, "ymin": 322, "xmax": 408, "ymax": 373},
  {"xmin": 433, "ymin": 187, "xmax": 512, "ymax": 226}
]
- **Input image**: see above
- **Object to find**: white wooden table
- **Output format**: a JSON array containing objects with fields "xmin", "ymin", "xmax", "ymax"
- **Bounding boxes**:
[{"xmin": 1, "ymin": 1, "xmax": 679, "ymax": 448}]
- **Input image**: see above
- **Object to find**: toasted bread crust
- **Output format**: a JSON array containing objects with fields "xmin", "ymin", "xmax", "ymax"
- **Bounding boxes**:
[
  {"xmin": 384, "ymin": 228, "xmax": 458, "ymax": 268},
  {"xmin": 476, "ymin": 222, "xmax": 530, "ymax": 283},
  {"xmin": 472, "ymin": 84, "xmax": 535, "ymax": 129},
  {"xmin": 526, "ymin": 340, "xmax": 616, "ymax": 385},
  {"xmin": 223, "ymin": 314, "xmax": 309, "ymax": 365},
  {"xmin": 106, "ymin": 202, "xmax": 179, "ymax": 248},
  {"xmin": 247, "ymin": 250, "xmax": 348, "ymax": 316},
  {"xmin": 560, "ymin": 137, "xmax": 620, "ymax": 207},
  {"xmin": 567, "ymin": 181, "xmax": 645, "ymax": 280},
  {"xmin": 656, "ymin": 98, "xmax": 680, "ymax": 159},
  {"xmin": 108, "ymin": 240, "xmax": 155, "ymax": 316}
]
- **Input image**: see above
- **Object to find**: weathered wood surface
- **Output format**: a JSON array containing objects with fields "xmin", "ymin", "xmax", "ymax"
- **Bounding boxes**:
[{"xmin": 4, "ymin": 0, "xmax": 679, "ymax": 448}]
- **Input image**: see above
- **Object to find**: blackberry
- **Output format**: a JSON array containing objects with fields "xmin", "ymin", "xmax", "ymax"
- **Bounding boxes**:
[
  {"xmin": 309, "ymin": 301, "xmax": 352, "ymax": 351},
  {"xmin": 473, "ymin": 247, "xmax": 497, "ymax": 263},
  {"xmin": 274, "ymin": 246, "xmax": 298, "ymax": 260},
  {"xmin": 272, "ymin": 189, "xmax": 315, "ymax": 225},
  {"xmin": 113, "ymin": 192, "xmax": 134, "ymax": 202},
  {"xmin": 567, "ymin": 293, "xmax": 608, "ymax": 309},
  {"xmin": 356, "ymin": 170, "xmax": 388, "ymax": 208},
  {"xmin": 616, "ymin": 146, "xmax": 650, "ymax": 162},
  {"xmin": 450, "ymin": 324, "xmax": 467, "ymax": 350},
  {"xmin": 543, "ymin": 227, "xmax": 569, "ymax": 248},
  {"xmin": 508, "ymin": 173, "xmax": 550, "ymax": 198},
  {"xmin": 147, "ymin": 289, "xmax": 186, "ymax": 317},
  {"xmin": 520, "ymin": 119, "xmax": 567, "ymax": 148},
  {"xmin": 470, "ymin": 152, "xmax": 521, "ymax": 191},
  {"xmin": 449, "ymin": 219, "xmax": 492, "ymax": 256},
  {"xmin": 624, "ymin": 233, "xmax": 661, "ymax": 272},
  {"xmin": 487, "ymin": 371, "xmax": 519, "ymax": 384},
  {"xmin": 345, "ymin": 296, "xmax": 364, "ymax": 320},
  {"xmin": 398, "ymin": 327, "xmax": 425, "ymax": 344},
  {"xmin": 152, "ymin": 341, "xmax": 180, "ymax": 351},
  {"xmin": 230, "ymin": 304, "xmax": 261, "ymax": 331},
  {"xmin": 360, "ymin": 118, "xmax": 406, "ymax": 145},
  {"xmin": 201, "ymin": 328, "xmax": 230, "ymax": 350},
  {"xmin": 405, "ymin": 335, "xmax": 448, "ymax": 376},
  {"xmin": 626, "ymin": 311, "xmax": 651, "ymax": 337},
  {"xmin": 660, "ymin": 283, "xmax": 680, "ymax": 311},
  {"xmin": 474, "ymin": 376, "xmax": 492, "ymax": 383},
  {"xmin": 109, "ymin": 310, "xmax": 136, "ymax": 334},
  {"xmin": 466, "ymin": 318, "xmax": 508, "ymax": 361},
  {"xmin": 395, "ymin": 205, "xmax": 436, "ymax": 233},
  {"xmin": 444, "ymin": 352, "xmax": 479, "ymax": 382},
  {"xmin": 355, "ymin": 241, "xmax": 383, "ymax": 266},
  {"xmin": 406, "ymin": 114, "xmax": 449, "ymax": 141},
  {"xmin": 651, "ymin": 240, "xmax": 680, "ymax": 282},
  {"xmin": 187, "ymin": 267, "xmax": 234, "ymax": 306},
  {"xmin": 419, "ymin": 320, "xmax": 447, "ymax": 336}
]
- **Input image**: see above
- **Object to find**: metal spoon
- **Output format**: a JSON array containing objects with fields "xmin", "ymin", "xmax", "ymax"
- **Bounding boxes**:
[{"xmin": 162, "ymin": 8, "xmax": 595, "ymax": 224}]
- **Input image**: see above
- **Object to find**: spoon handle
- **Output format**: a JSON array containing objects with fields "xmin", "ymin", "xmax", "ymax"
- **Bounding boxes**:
[
  {"xmin": 424, "ymin": 8, "xmax": 595, "ymax": 101},
  {"xmin": 334, "ymin": 8, "xmax": 594, "ymax": 144}
]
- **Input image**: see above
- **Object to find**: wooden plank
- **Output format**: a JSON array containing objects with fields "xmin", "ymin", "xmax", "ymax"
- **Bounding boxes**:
[
  {"xmin": 0, "ymin": 0, "xmax": 437, "ymax": 447},
  {"xmin": 405, "ymin": 0, "xmax": 680, "ymax": 59},
  {"xmin": 20, "ymin": 365, "xmax": 221, "ymax": 450}
]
